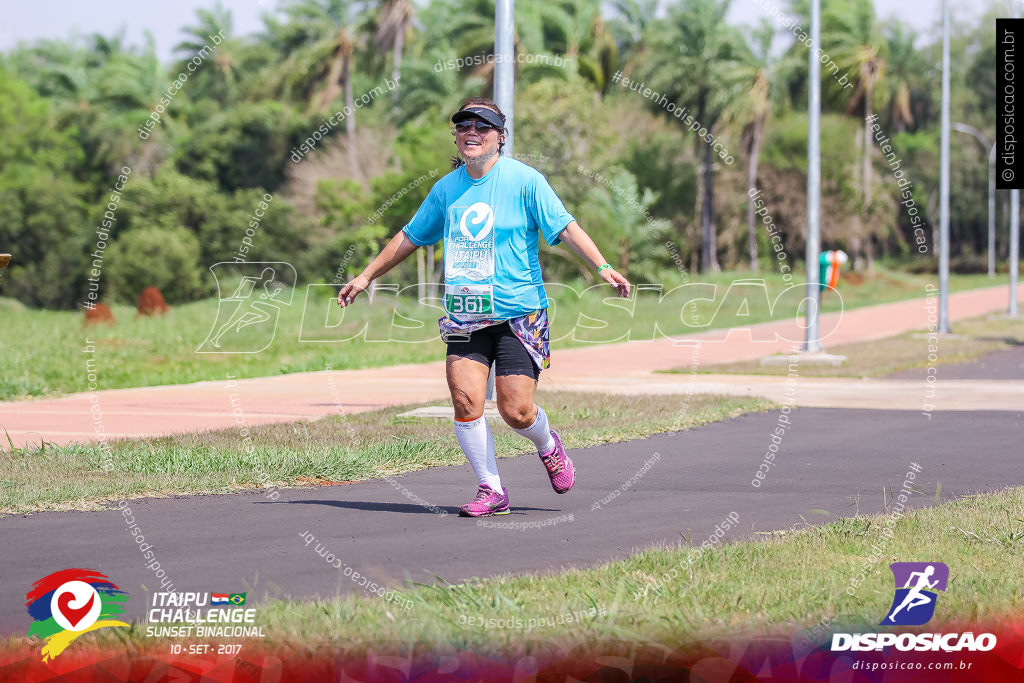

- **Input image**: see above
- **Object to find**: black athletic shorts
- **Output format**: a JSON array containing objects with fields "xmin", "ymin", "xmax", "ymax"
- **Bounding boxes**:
[{"xmin": 445, "ymin": 322, "xmax": 541, "ymax": 379}]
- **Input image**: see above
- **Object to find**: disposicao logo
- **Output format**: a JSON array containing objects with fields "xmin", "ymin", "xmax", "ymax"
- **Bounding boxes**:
[
  {"xmin": 831, "ymin": 562, "xmax": 997, "ymax": 653},
  {"xmin": 882, "ymin": 562, "xmax": 948, "ymax": 626},
  {"xmin": 26, "ymin": 569, "xmax": 130, "ymax": 661}
]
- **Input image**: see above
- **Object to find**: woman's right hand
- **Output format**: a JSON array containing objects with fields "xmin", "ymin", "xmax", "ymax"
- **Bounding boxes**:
[{"xmin": 337, "ymin": 274, "xmax": 371, "ymax": 307}]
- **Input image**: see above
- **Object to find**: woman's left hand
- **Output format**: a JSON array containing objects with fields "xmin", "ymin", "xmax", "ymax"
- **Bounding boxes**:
[{"xmin": 600, "ymin": 268, "xmax": 631, "ymax": 298}]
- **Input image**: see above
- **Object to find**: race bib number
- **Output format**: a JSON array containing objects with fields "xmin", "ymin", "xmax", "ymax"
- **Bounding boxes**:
[{"xmin": 444, "ymin": 284, "xmax": 494, "ymax": 319}]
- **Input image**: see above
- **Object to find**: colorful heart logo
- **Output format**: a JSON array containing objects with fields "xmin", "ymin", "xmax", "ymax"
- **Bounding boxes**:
[
  {"xmin": 49, "ymin": 581, "xmax": 101, "ymax": 632},
  {"xmin": 57, "ymin": 591, "xmax": 94, "ymax": 628},
  {"xmin": 27, "ymin": 569, "xmax": 130, "ymax": 662}
]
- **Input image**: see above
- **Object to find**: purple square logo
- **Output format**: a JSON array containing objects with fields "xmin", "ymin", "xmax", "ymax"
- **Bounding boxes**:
[{"xmin": 881, "ymin": 562, "xmax": 949, "ymax": 626}]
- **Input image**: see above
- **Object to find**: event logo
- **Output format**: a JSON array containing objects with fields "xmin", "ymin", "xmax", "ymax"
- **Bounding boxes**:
[
  {"xmin": 25, "ymin": 569, "xmax": 130, "ymax": 662},
  {"xmin": 832, "ymin": 561, "xmax": 996, "ymax": 652},
  {"xmin": 458, "ymin": 202, "xmax": 494, "ymax": 241},
  {"xmin": 882, "ymin": 562, "xmax": 949, "ymax": 626},
  {"xmin": 196, "ymin": 262, "xmax": 297, "ymax": 354},
  {"xmin": 146, "ymin": 591, "xmax": 265, "ymax": 638}
]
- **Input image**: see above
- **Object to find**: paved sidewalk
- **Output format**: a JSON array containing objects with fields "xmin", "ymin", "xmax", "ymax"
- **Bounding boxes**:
[
  {"xmin": 2, "ymin": 284, "xmax": 1021, "ymax": 448},
  {"xmin": 545, "ymin": 375, "xmax": 1024, "ymax": 411}
]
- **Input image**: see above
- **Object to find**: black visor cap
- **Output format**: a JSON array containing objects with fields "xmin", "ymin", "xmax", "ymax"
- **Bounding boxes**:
[{"xmin": 451, "ymin": 106, "xmax": 505, "ymax": 129}]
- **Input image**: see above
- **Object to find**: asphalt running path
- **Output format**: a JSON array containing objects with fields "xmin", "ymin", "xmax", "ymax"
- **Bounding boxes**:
[
  {"xmin": 888, "ymin": 342, "xmax": 1024, "ymax": 380},
  {"xmin": 0, "ymin": 408, "xmax": 1019, "ymax": 636},
  {"xmin": 2, "ymin": 285, "xmax": 1021, "ymax": 448}
]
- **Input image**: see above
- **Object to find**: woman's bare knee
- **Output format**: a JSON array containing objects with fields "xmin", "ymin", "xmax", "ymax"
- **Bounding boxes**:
[
  {"xmin": 498, "ymin": 400, "xmax": 534, "ymax": 429},
  {"xmin": 447, "ymin": 358, "xmax": 487, "ymax": 420},
  {"xmin": 452, "ymin": 387, "xmax": 483, "ymax": 420}
]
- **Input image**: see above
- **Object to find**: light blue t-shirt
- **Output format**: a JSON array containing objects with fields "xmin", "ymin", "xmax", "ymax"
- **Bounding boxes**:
[{"xmin": 402, "ymin": 157, "xmax": 574, "ymax": 321}]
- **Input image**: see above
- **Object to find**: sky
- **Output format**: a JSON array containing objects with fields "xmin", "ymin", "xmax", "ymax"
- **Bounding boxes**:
[{"xmin": 0, "ymin": 0, "xmax": 998, "ymax": 64}]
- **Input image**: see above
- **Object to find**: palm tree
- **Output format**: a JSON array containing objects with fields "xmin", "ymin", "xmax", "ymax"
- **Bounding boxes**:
[
  {"xmin": 386, "ymin": 0, "xmax": 483, "ymax": 120},
  {"xmin": 8, "ymin": 38, "xmax": 95, "ymax": 105},
  {"xmin": 608, "ymin": 0, "xmax": 659, "ymax": 60},
  {"xmin": 883, "ymin": 22, "xmax": 921, "ymax": 134},
  {"xmin": 374, "ymin": 0, "xmax": 415, "ymax": 102},
  {"xmin": 526, "ymin": 0, "xmax": 618, "ymax": 93},
  {"xmin": 388, "ymin": 49, "xmax": 477, "ymax": 125},
  {"xmin": 421, "ymin": 0, "xmax": 494, "ymax": 93},
  {"xmin": 642, "ymin": 0, "xmax": 749, "ymax": 272},
  {"xmin": 262, "ymin": 0, "xmax": 367, "ymax": 120},
  {"xmin": 174, "ymin": 2, "xmax": 241, "ymax": 105},
  {"xmin": 91, "ymin": 37, "xmax": 170, "ymax": 168},
  {"xmin": 8, "ymin": 33, "xmax": 166, "ymax": 174},
  {"xmin": 721, "ymin": 19, "xmax": 777, "ymax": 271},
  {"xmin": 823, "ymin": 0, "xmax": 886, "ymax": 269},
  {"xmin": 432, "ymin": 0, "xmax": 609, "ymax": 95},
  {"xmin": 262, "ymin": 0, "xmax": 371, "ymax": 177},
  {"xmin": 431, "ymin": 0, "xmax": 546, "ymax": 93}
]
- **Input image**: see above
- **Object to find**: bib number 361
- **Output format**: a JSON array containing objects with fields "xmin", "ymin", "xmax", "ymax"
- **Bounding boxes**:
[
  {"xmin": 445, "ymin": 292, "xmax": 493, "ymax": 315},
  {"xmin": 444, "ymin": 284, "xmax": 494, "ymax": 318}
]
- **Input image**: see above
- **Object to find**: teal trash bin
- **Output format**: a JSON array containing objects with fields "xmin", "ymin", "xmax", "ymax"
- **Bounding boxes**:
[{"xmin": 818, "ymin": 250, "xmax": 848, "ymax": 291}]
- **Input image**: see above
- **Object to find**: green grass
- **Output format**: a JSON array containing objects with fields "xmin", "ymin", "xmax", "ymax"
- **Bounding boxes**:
[
  {"xmin": 0, "ymin": 391, "xmax": 770, "ymax": 514},
  {"xmin": 22, "ymin": 485, "xmax": 1021, "ymax": 657},
  {"xmin": 0, "ymin": 268, "xmax": 997, "ymax": 400},
  {"xmin": 674, "ymin": 313, "xmax": 1024, "ymax": 377}
]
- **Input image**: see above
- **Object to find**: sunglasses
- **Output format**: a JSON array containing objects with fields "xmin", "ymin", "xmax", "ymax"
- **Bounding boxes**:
[{"xmin": 454, "ymin": 120, "xmax": 499, "ymax": 134}]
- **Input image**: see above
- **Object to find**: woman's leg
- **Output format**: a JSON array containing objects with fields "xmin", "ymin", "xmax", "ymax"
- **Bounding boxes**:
[
  {"xmin": 493, "ymin": 326, "xmax": 574, "ymax": 493},
  {"xmin": 446, "ymin": 355, "xmax": 489, "ymax": 421},
  {"xmin": 496, "ymin": 375, "xmax": 553, "ymax": 453},
  {"xmin": 493, "ymin": 324, "xmax": 553, "ymax": 451},
  {"xmin": 446, "ymin": 355, "xmax": 502, "ymax": 492}
]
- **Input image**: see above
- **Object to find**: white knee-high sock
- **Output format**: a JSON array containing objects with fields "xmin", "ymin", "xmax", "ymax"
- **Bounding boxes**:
[
  {"xmin": 512, "ymin": 405, "xmax": 555, "ymax": 454},
  {"xmin": 454, "ymin": 416, "xmax": 502, "ymax": 491}
]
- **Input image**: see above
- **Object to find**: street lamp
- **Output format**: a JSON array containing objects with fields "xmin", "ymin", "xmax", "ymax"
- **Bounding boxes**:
[
  {"xmin": 951, "ymin": 123, "xmax": 995, "ymax": 277},
  {"xmin": 1012, "ymin": 192, "xmax": 1020, "ymax": 317},
  {"xmin": 487, "ymin": 0, "xmax": 516, "ymax": 400},
  {"xmin": 938, "ymin": 0, "xmax": 951, "ymax": 333},
  {"xmin": 494, "ymin": 0, "xmax": 514, "ymax": 155},
  {"xmin": 804, "ymin": 0, "xmax": 822, "ymax": 352}
]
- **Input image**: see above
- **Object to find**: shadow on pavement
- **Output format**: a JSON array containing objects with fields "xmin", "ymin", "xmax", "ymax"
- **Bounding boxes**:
[{"xmin": 264, "ymin": 499, "xmax": 561, "ymax": 515}]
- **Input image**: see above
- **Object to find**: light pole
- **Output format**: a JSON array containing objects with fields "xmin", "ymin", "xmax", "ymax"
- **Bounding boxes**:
[
  {"xmin": 1012, "ymin": 191, "xmax": 1020, "ymax": 316},
  {"xmin": 486, "ymin": 0, "xmax": 516, "ymax": 400},
  {"xmin": 804, "ymin": 0, "xmax": 822, "ymax": 352},
  {"xmin": 938, "ymin": 0, "xmax": 951, "ymax": 333},
  {"xmin": 494, "ymin": 0, "xmax": 515, "ymax": 156},
  {"xmin": 952, "ymin": 123, "xmax": 995, "ymax": 277}
]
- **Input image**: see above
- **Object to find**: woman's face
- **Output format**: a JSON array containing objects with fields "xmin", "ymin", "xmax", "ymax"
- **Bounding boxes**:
[{"xmin": 455, "ymin": 111, "xmax": 503, "ymax": 162}]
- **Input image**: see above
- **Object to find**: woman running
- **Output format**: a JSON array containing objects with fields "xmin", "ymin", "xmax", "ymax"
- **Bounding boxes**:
[{"xmin": 338, "ymin": 97, "xmax": 630, "ymax": 517}]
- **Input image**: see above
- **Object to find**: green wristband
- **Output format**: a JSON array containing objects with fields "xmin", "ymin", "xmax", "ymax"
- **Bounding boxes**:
[{"xmin": 597, "ymin": 263, "xmax": 613, "ymax": 274}]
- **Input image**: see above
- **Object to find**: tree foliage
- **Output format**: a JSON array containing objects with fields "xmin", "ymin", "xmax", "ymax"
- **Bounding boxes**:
[
  {"xmin": 0, "ymin": 0, "xmax": 1008, "ymax": 309},
  {"xmin": 105, "ymin": 226, "xmax": 205, "ymax": 303}
]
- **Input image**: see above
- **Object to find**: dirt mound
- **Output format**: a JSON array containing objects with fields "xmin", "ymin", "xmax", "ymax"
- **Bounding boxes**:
[
  {"xmin": 137, "ymin": 286, "xmax": 170, "ymax": 316},
  {"xmin": 84, "ymin": 303, "xmax": 116, "ymax": 325}
]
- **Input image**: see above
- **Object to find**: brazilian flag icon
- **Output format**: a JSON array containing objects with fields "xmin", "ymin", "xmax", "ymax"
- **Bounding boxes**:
[{"xmin": 229, "ymin": 593, "xmax": 246, "ymax": 606}]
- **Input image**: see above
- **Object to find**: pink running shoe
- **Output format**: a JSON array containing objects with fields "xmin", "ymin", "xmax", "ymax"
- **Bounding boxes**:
[
  {"xmin": 539, "ymin": 429, "xmax": 575, "ymax": 494},
  {"xmin": 459, "ymin": 484, "xmax": 510, "ymax": 517}
]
